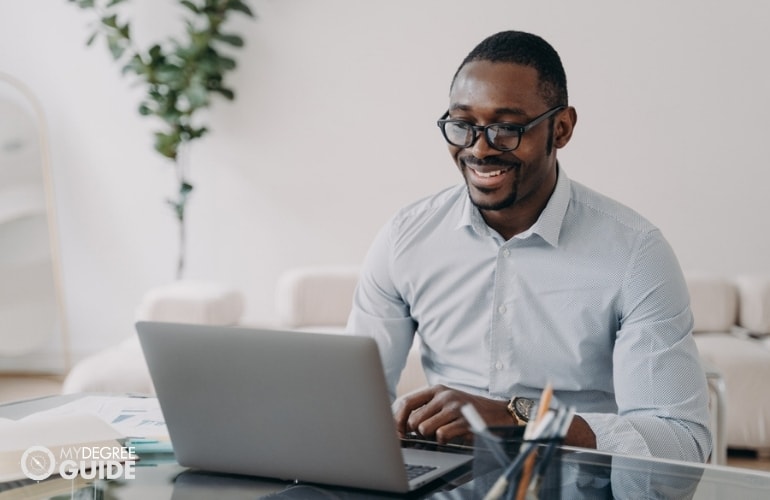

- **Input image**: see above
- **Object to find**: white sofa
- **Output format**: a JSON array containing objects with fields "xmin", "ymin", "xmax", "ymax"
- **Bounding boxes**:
[
  {"xmin": 61, "ymin": 281, "xmax": 246, "ymax": 396},
  {"xmin": 687, "ymin": 275, "xmax": 770, "ymax": 457},
  {"xmin": 62, "ymin": 269, "xmax": 770, "ymax": 460}
]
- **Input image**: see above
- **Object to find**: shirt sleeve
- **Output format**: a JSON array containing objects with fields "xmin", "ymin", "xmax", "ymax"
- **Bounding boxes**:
[
  {"xmin": 580, "ymin": 230, "xmax": 713, "ymax": 462},
  {"xmin": 345, "ymin": 221, "xmax": 417, "ymax": 400}
]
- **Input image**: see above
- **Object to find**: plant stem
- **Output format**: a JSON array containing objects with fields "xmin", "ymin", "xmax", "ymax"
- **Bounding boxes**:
[{"xmin": 175, "ymin": 144, "xmax": 190, "ymax": 280}]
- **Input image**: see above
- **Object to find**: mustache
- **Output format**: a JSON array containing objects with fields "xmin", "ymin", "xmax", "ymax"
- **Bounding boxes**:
[{"xmin": 461, "ymin": 156, "xmax": 520, "ymax": 170}]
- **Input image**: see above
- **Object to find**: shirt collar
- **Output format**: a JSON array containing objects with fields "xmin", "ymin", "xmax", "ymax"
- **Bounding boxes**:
[
  {"xmin": 455, "ymin": 190, "xmax": 491, "ymax": 236},
  {"xmin": 522, "ymin": 165, "xmax": 570, "ymax": 247},
  {"xmin": 455, "ymin": 165, "xmax": 571, "ymax": 247}
]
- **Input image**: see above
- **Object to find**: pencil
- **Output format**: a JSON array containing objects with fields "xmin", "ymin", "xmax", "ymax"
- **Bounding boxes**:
[{"xmin": 515, "ymin": 382, "xmax": 553, "ymax": 500}]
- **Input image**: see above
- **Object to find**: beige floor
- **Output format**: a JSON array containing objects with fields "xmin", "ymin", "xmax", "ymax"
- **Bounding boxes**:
[
  {"xmin": 0, "ymin": 373, "xmax": 65, "ymax": 405},
  {"xmin": 1, "ymin": 375, "xmax": 769, "ymax": 474}
]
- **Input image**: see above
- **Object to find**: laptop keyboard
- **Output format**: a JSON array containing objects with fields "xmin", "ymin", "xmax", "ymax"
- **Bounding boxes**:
[{"xmin": 405, "ymin": 463, "xmax": 437, "ymax": 480}]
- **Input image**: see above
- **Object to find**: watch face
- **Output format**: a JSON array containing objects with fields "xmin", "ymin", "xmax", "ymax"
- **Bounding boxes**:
[{"xmin": 514, "ymin": 397, "xmax": 536, "ymax": 421}]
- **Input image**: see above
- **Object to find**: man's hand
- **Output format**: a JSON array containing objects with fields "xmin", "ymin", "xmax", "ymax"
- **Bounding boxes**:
[
  {"xmin": 393, "ymin": 385, "xmax": 513, "ymax": 445},
  {"xmin": 393, "ymin": 384, "xmax": 598, "ymax": 449}
]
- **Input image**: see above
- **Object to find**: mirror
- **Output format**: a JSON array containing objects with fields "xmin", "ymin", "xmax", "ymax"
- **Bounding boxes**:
[{"xmin": 0, "ymin": 72, "xmax": 69, "ymax": 373}]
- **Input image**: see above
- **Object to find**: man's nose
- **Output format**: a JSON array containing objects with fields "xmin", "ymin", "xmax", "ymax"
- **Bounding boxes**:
[{"xmin": 469, "ymin": 132, "xmax": 503, "ymax": 159}]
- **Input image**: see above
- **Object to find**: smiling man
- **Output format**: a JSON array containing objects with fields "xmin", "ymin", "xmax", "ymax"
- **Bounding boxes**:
[{"xmin": 347, "ymin": 31, "xmax": 712, "ymax": 462}]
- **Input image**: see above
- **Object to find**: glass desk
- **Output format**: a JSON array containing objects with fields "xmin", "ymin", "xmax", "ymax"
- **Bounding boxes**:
[{"xmin": 3, "ymin": 395, "xmax": 770, "ymax": 499}]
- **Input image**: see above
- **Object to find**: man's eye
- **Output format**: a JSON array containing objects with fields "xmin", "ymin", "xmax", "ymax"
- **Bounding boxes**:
[
  {"xmin": 449, "ymin": 121, "xmax": 473, "ymax": 130},
  {"xmin": 494, "ymin": 124, "xmax": 521, "ymax": 135}
]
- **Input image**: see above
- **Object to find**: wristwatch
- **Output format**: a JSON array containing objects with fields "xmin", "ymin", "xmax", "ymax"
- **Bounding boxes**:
[{"xmin": 506, "ymin": 396, "xmax": 535, "ymax": 426}]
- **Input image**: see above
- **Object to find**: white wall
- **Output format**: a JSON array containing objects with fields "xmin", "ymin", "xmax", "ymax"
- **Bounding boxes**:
[{"xmin": 1, "ymin": 0, "xmax": 769, "ymax": 360}]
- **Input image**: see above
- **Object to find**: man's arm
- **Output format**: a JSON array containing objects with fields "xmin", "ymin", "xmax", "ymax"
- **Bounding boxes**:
[
  {"xmin": 393, "ymin": 385, "xmax": 596, "ymax": 448},
  {"xmin": 346, "ymin": 223, "xmax": 417, "ymax": 399},
  {"xmin": 581, "ymin": 231, "xmax": 712, "ymax": 462}
]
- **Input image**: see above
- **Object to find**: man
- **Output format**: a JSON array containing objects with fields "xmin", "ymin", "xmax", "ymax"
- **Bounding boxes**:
[{"xmin": 346, "ymin": 30, "xmax": 711, "ymax": 462}]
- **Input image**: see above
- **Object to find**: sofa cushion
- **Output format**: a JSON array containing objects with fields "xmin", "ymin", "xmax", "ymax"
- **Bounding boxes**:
[
  {"xmin": 685, "ymin": 276, "xmax": 738, "ymax": 333},
  {"xmin": 134, "ymin": 281, "xmax": 244, "ymax": 325},
  {"xmin": 275, "ymin": 266, "xmax": 359, "ymax": 327},
  {"xmin": 694, "ymin": 333, "xmax": 770, "ymax": 449},
  {"xmin": 734, "ymin": 276, "xmax": 770, "ymax": 334}
]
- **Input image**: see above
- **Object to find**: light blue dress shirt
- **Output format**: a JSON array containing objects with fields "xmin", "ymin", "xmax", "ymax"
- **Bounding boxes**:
[{"xmin": 347, "ymin": 167, "xmax": 712, "ymax": 462}]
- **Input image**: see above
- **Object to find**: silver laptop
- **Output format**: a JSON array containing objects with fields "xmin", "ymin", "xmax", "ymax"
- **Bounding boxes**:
[{"xmin": 135, "ymin": 321, "xmax": 472, "ymax": 494}]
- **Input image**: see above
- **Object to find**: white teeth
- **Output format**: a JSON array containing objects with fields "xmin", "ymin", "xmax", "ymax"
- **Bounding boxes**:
[{"xmin": 473, "ymin": 168, "xmax": 507, "ymax": 178}]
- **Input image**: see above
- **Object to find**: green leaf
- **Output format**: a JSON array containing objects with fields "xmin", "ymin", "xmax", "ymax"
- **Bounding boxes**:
[
  {"xmin": 214, "ymin": 33, "xmax": 244, "ymax": 47},
  {"xmin": 122, "ymin": 54, "xmax": 147, "ymax": 75},
  {"xmin": 188, "ymin": 127, "xmax": 208, "ymax": 139},
  {"xmin": 159, "ymin": 108, "xmax": 184, "ymax": 127},
  {"xmin": 154, "ymin": 131, "xmax": 180, "ymax": 159},
  {"xmin": 217, "ymin": 55, "xmax": 237, "ymax": 70},
  {"xmin": 166, "ymin": 199, "xmax": 184, "ymax": 221},
  {"xmin": 180, "ymin": 1, "xmax": 200, "ymax": 14},
  {"xmin": 191, "ymin": 30, "xmax": 212, "ymax": 49},
  {"xmin": 154, "ymin": 64, "xmax": 183, "ymax": 85},
  {"xmin": 101, "ymin": 14, "xmax": 118, "ymax": 29},
  {"xmin": 213, "ymin": 87, "xmax": 235, "ymax": 100},
  {"xmin": 85, "ymin": 31, "xmax": 98, "ymax": 46},
  {"xmin": 138, "ymin": 103, "xmax": 153, "ymax": 116},
  {"xmin": 227, "ymin": 0, "xmax": 255, "ymax": 18},
  {"xmin": 184, "ymin": 82, "xmax": 209, "ymax": 108},
  {"xmin": 148, "ymin": 44, "xmax": 163, "ymax": 62},
  {"xmin": 106, "ymin": 0, "xmax": 128, "ymax": 6},
  {"xmin": 107, "ymin": 34, "xmax": 126, "ymax": 59},
  {"xmin": 118, "ymin": 22, "xmax": 130, "ymax": 39}
]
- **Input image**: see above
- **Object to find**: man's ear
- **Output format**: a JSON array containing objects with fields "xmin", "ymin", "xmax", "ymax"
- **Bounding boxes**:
[{"xmin": 554, "ymin": 106, "xmax": 577, "ymax": 149}]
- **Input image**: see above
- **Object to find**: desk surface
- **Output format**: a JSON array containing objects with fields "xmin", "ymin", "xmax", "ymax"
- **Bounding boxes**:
[{"xmin": 3, "ymin": 395, "xmax": 770, "ymax": 499}]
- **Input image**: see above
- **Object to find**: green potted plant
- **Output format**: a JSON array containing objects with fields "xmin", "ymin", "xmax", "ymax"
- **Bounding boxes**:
[{"xmin": 69, "ymin": 0, "xmax": 254, "ymax": 278}]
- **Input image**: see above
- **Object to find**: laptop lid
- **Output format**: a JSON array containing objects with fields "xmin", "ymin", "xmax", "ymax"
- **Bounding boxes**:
[{"xmin": 135, "ymin": 321, "xmax": 471, "ymax": 493}]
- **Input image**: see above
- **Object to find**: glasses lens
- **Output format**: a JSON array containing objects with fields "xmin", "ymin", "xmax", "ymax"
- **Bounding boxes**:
[
  {"xmin": 443, "ymin": 121, "xmax": 474, "ymax": 147},
  {"xmin": 487, "ymin": 125, "xmax": 521, "ymax": 151}
]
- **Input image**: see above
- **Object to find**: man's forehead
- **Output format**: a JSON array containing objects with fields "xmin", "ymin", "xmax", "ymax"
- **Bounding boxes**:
[{"xmin": 449, "ymin": 60, "xmax": 543, "ymax": 112}]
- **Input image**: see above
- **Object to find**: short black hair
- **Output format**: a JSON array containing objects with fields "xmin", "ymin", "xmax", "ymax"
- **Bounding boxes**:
[{"xmin": 451, "ymin": 31, "xmax": 568, "ymax": 107}]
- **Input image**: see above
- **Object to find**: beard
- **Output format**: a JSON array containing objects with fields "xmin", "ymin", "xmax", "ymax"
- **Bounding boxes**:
[
  {"xmin": 468, "ymin": 184, "xmax": 518, "ymax": 211},
  {"xmin": 461, "ymin": 157, "xmax": 521, "ymax": 211}
]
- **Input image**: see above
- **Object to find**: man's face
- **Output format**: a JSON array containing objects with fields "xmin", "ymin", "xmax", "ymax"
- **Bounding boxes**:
[{"xmin": 448, "ymin": 61, "xmax": 568, "ymax": 214}]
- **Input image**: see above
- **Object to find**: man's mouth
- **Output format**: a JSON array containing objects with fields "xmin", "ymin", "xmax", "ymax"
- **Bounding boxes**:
[{"xmin": 469, "ymin": 167, "xmax": 512, "ymax": 178}]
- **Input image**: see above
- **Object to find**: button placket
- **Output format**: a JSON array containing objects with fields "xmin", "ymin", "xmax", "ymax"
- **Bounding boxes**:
[{"xmin": 489, "ymin": 244, "xmax": 515, "ymax": 392}]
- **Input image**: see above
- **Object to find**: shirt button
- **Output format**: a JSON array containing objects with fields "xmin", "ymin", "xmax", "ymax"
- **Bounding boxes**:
[
  {"xmin": 498, "ymin": 305, "xmax": 507, "ymax": 314},
  {"xmin": 502, "ymin": 249, "xmax": 511, "ymax": 258},
  {"xmin": 495, "ymin": 361, "xmax": 503, "ymax": 370}
]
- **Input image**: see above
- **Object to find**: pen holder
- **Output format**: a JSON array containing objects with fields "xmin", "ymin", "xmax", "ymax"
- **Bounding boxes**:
[{"xmin": 472, "ymin": 426, "xmax": 563, "ymax": 500}]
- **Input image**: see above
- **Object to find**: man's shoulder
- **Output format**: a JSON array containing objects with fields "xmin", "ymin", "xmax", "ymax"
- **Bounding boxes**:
[{"xmin": 568, "ymin": 179, "xmax": 658, "ymax": 236}]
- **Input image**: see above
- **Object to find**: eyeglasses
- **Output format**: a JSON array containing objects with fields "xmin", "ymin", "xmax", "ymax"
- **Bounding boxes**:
[{"xmin": 436, "ymin": 105, "xmax": 566, "ymax": 152}]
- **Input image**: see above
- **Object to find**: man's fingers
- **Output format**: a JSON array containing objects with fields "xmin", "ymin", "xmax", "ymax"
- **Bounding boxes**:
[{"xmin": 393, "ymin": 386, "xmax": 441, "ymax": 434}]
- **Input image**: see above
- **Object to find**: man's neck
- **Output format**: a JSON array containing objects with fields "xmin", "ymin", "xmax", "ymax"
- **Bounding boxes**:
[{"xmin": 480, "ymin": 165, "xmax": 559, "ymax": 241}]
